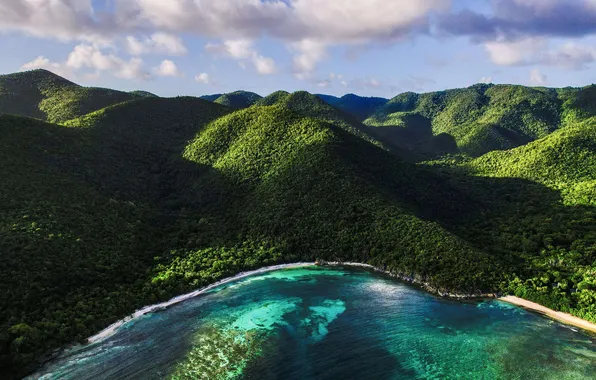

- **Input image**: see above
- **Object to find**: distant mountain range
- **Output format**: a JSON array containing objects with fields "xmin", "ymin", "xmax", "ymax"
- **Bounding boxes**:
[{"xmin": 1, "ymin": 69, "xmax": 594, "ymax": 378}]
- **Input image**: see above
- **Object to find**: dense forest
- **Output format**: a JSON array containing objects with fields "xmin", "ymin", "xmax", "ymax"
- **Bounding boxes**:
[{"xmin": 0, "ymin": 69, "xmax": 595, "ymax": 378}]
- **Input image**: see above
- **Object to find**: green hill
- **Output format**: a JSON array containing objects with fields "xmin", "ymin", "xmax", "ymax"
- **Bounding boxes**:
[
  {"xmin": 466, "ymin": 117, "xmax": 596, "ymax": 206},
  {"xmin": 62, "ymin": 96, "xmax": 233, "ymax": 199},
  {"xmin": 254, "ymin": 90, "xmax": 291, "ymax": 106},
  {"xmin": 425, "ymin": 115, "xmax": 596, "ymax": 324},
  {"xmin": 365, "ymin": 84, "xmax": 580, "ymax": 157},
  {"xmin": 212, "ymin": 91, "xmax": 262, "ymax": 109},
  {"xmin": 0, "ymin": 115, "xmax": 160, "ymax": 376},
  {"xmin": 129, "ymin": 90, "xmax": 158, "ymax": 98},
  {"xmin": 0, "ymin": 69, "xmax": 143, "ymax": 123},
  {"xmin": 200, "ymin": 93, "xmax": 223, "ymax": 102},
  {"xmin": 180, "ymin": 104, "xmax": 498, "ymax": 292},
  {"xmin": 254, "ymin": 90, "xmax": 386, "ymax": 148},
  {"xmin": 317, "ymin": 93, "xmax": 388, "ymax": 121}
]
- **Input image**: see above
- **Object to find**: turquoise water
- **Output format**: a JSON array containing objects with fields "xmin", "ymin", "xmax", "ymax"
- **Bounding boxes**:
[{"xmin": 31, "ymin": 267, "xmax": 596, "ymax": 379}]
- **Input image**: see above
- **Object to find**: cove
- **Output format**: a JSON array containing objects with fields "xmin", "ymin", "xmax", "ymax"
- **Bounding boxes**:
[{"xmin": 30, "ymin": 266, "xmax": 596, "ymax": 379}]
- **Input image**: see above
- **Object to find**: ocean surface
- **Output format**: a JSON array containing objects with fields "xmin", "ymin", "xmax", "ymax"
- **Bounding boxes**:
[{"xmin": 30, "ymin": 266, "xmax": 596, "ymax": 379}]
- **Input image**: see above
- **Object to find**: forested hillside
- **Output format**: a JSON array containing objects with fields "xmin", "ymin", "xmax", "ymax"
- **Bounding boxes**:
[
  {"xmin": 206, "ymin": 91, "xmax": 263, "ymax": 109},
  {"xmin": 365, "ymin": 84, "xmax": 595, "ymax": 157},
  {"xmin": 467, "ymin": 117, "xmax": 596, "ymax": 206},
  {"xmin": 0, "ymin": 70, "xmax": 144, "ymax": 123},
  {"xmin": 316, "ymin": 93, "xmax": 388, "ymax": 121},
  {"xmin": 0, "ymin": 71, "xmax": 595, "ymax": 378}
]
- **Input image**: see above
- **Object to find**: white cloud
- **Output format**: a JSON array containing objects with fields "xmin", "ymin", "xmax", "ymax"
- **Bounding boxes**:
[
  {"xmin": 0, "ymin": 1, "xmax": 457, "ymax": 79},
  {"xmin": 206, "ymin": 39, "xmax": 277, "ymax": 75},
  {"xmin": 251, "ymin": 53, "xmax": 277, "ymax": 75},
  {"xmin": 225, "ymin": 39, "xmax": 253, "ymax": 59},
  {"xmin": 529, "ymin": 68, "xmax": 548, "ymax": 85},
  {"xmin": 368, "ymin": 78, "xmax": 381, "ymax": 88},
  {"xmin": 316, "ymin": 79, "xmax": 332, "ymax": 88},
  {"xmin": 289, "ymin": 0, "xmax": 449, "ymax": 43},
  {"xmin": 126, "ymin": 33, "xmax": 187, "ymax": 56},
  {"xmin": 195, "ymin": 72, "xmax": 211, "ymax": 84},
  {"xmin": 546, "ymin": 42, "xmax": 596, "ymax": 69},
  {"xmin": 119, "ymin": 0, "xmax": 448, "ymax": 43},
  {"xmin": 154, "ymin": 59, "xmax": 182, "ymax": 77},
  {"xmin": 484, "ymin": 38, "xmax": 547, "ymax": 66},
  {"xmin": 21, "ymin": 43, "xmax": 149, "ymax": 81},
  {"xmin": 66, "ymin": 43, "xmax": 149, "ymax": 80},
  {"xmin": 21, "ymin": 56, "xmax": 73, "ymax": 79},
  {"xmin": 480, "ymin": 76, "xmax": 493, "ymax": 83},
  {"xmin": 344, "ymin": 77, "xmax": 387, "ymax": 91},
  {"xmin": 485, "ymin": 38, "xmax": 596, "ymax": 69},
  {"xmin": 121, "ymin": 0, "xmax": 447, "ymax": 74},
  {"xmin": 290, "ymin": 39, "xmax": 328, "ymax": 79},
  {"xmin": 0, "ymin": 0, "xmax": 105, "ymax": 42}
]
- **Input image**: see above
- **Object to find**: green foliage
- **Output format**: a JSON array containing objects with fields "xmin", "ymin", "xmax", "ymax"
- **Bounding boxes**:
[
  {"xmin": 199, "ymin": 93, "xmax": 223, "ymax": 102},
  {"xmin": 40, "ymin": 87, "xmax": 139, "ymax": 123},
  {"xmin": 0, "ymin": 69, "xmax": 76, "ymax": 120},
  {"xmin": 316, "ymin": 93, "xmax": 388, "ymax": 121},
  {"xmin": 0, "ymin": 69, "xmax": 145, "ymax": 123},
  {"xmin": 128, "ymin": 90, "xmax": 158, "ymax": 98},
  {"xmin": 0, "ymin": 71, "xmax": 595, "ymax": 379},
  {"xmin": 253, "ymin": 90, "xmax": 384, "ymax": 148},
  {"xmin": 424, "ymin": 116, "xmax": 596, "ymax": 325},
  {"xmin": 254, "ymin": 90, "xmax": 290, "ymax": 106},
  {"xmin": 467, "ymin": 117, "xmax": 596, "ymax": 205},
  {"xmin": 365, "ymin": 84, "xmax": 592, "ymax": 157},
  {"xmin": 182, "ymin": 105, "xmax": 500, "ymax": 295},
  {"xmin": 0, "ymin": 115, "xmax": 159, "ymax": 375},
  {"xmin": 213, "ymin": 91, "xmax": 263, "ymax": 109}
]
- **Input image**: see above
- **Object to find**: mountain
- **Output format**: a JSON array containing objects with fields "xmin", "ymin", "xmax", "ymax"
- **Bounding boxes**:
[
  {"xmin": 199, "ymin": 93, "xmax": 223, "ymax": 102},
  {"xmin": 467, "ymin": 116, "xmax": 596, "ymax": 206},
  {"xmin": 462, "ymin": 85, "xmax": 596, "ymax": 205},
  {"xmin": 254, "ymin": 90, "xmax": 291, "ymax": 106},
  {"xmin": 316, "ymin": 93, "xmax": 388, "ymax": 121},
  {"xmin": 62, "ymin": 96, "xmax": 233, "ymax": 200},
  {"xmin": 279, "ymin": 91, "xmax": 455, "ymax": 160},
  {"xmin": 1, "ymin": 71, "xmax": 595, "ymax": 378},
  {"xmin": 0, "ymin": 115, "xmax": 159, "ymax": 375},
  {"xmin": 255, "ymin": 90, "xmax": 385, "ymax": 148},
  {"xmin": 129, "ymin": 90, "xmax": 158, "ymax": 98},
  {"xmin": 202, "ymin": 90, "xmax": 263, "ymax": 109},
  {"xmin": 365, "ymin": 84, "xmax": 579, "ymax": 157},
  {"xmin": 0, "ymin": 69, "xmax": 144, "ymax": 123},
  {"xmin": 181, "ymin": 104, "xmax": 498, "ymax": 293}
]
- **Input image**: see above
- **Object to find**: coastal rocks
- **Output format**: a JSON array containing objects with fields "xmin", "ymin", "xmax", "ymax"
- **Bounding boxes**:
[{"xmin": 326, "ymin": 261, "xmax": 497, "ymax": 300}]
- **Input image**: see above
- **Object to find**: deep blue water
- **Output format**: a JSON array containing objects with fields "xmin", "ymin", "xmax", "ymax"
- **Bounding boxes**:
[{"xmin": 31, "ymin": 266, "xmax": 596, "ymax": 379}]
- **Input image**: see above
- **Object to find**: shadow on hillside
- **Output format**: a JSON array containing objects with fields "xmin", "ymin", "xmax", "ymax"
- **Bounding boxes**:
[
  {"xmin": 399, "ymin": 168, "xmax": 596, "ymax": 273},
  {"xmin": 363, "ymin": 115, "xmax": 458, "ymax": 161},
  {"xmin": 16, "ymin": 112, "xmax": 596, "ymax": 289},
  {"xmin": 327, "ymin": 123, "xmax": 596, "ymax": 275}
]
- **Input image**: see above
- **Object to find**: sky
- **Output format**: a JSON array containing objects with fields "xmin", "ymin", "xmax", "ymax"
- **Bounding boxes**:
[{"xmin": 1, "ymin": 0, "xmax": 596, "ymax": 98}]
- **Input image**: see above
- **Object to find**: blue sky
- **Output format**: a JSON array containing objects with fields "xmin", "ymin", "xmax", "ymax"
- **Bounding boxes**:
[{"xmin": 1, "ymin": 0, "xmax": 595, "ymax": 98}]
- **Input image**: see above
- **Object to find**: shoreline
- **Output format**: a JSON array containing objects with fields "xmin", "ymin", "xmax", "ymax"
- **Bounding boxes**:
[
  {"xmin": 87, "ymin": 262, "xmax": 315, "ymax": 344},
  {"xmin": 86, "ymin": 262, "xmax": 596, "ymax": 346},
  {"xmin": 498, "ymin": 296, "xmax": 596, "ymax": 334}
]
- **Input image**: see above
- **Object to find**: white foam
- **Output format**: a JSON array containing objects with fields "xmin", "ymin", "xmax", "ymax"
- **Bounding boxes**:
[{"xmin": 87, "ymin": 262, "xmax": 315, "ymax": 344}]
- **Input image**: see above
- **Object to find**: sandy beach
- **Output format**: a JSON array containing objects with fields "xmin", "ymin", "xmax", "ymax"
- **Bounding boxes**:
[{"xmin": 499, "ymin": 296, "xmax": 596, "ymax": 334}]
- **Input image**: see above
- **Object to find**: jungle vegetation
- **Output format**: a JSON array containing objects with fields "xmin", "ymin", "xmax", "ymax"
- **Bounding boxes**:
[{"xmin": 0, "ymin": 69, "xmax": 594, "ymax": 378}]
